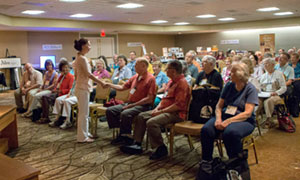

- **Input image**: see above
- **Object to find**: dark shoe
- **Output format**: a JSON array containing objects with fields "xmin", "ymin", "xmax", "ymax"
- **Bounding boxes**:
[
  {"xmin": 111, "ymin": 136, "xmax": 133, "ymax": 145},
  {"xmin": 17, "ymin": 108, "xmax": 27, "ymax": 114},
  {"xmin": 99, "ymin": 116, "xmax": 107, "ymax": 122},
  {"xmin": 36, "ymin": 118, "xmax": 50, "ymax": 124},
  {"xmin": 196, "ymin": 160, "xmax": 213, "ymax": 180},
  {"xmin": 120, "ymin": 144, "xmax": 143, "ymax": 155},
  {"xmin": 149, "ymin": 144, "xmax": 168, "ymax": 160}
]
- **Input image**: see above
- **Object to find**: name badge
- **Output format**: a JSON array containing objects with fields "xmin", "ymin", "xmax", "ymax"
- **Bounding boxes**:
[
  {"xmin": 266, "ymin": 84, "xmax": 272, "ymax": 91},
  {"xmin": 130, "ymin": 88, "xmax": 136, "ymax": 95},
  {"xmin": 225, "ymin": 105, "xmax": 237, "ymax": 115},
  {"xmin": 45, "ymin": 80, "xmax": 50, "ymax": 86},
  {"xmin": 163, "ymin": 91, "xmax": 168, "ymax": 98},
  {"xmin": 114, "ymin": 77, "xmax": 119, "ymax": 80},
  {"xmin": 200, "ymin": 79, "xmax": 207, "ymax": 85}
]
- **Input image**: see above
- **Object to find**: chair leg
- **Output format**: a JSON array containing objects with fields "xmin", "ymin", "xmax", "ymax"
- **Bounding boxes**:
[
  {"xmin": 252, "ymin": 137, "xmax": 258, "ymax": 164},
  {"xmin": 145, "ymin": 132, "xmax": 149, "ymax": 150},
  {"xmin": 169, "ymin": 126, "xmax": 174, "ymax": 158},
  {"xmin": 113, "ymin": 128, "xmax": 116, "ymax": 139},
  {"xmin": 187, "ymin": 135, "xmax": 194, "ymax": 150},
  {"xmin": 256, "ymin": 118, "xmax": 262, "ymax": 136},
  {"xmin": 216, "ymin": 140, "xmax": 223, "ymax": 157}
]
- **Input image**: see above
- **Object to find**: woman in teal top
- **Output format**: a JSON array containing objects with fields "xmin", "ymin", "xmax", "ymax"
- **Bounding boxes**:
[{"xmin": 153, "ymin": 61, "xmax": 169, "ymax": 107}]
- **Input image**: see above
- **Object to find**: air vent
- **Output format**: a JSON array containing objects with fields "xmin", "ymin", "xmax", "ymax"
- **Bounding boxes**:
[
  {"xmin": 226, "ymin": 9, "xmax": 238, "ymax": 13},
  {"xmin": 125, "ymin": 12, "xmax": 142, "ymax": 15},
  {"xmin": 186, "ymin": 1, "xmax": 203, "ymax": 5}
]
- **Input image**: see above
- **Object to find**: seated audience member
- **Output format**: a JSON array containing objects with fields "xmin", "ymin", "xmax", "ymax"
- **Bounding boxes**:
[
  {"xmin": 111, "ymin": 55, "xmax": 132, "ymax": 84},
  {"xmin": 275, "ymin": 52, "xmax": 294, "ymax": 96},
  {"xmin": 151, "ymin": 54, "xmax": 159, "ymax": 63},
  {"xmin": 22, "ymin": 60, "xmax": 58, "ymax": 118},
  {"xmin": 180, "ymin": 60, "xmax": 193, "ymax": 86},
  {"xmin": 50, "ymin": 80, "xmax": 77, "ymax": 129},
  {"xmin": 194, "ymin": 55, "xmax": 223, "ymax": 90},
  {"xmin": 93, "ymin": 59, "xmax": 110, "ymax": 79},
  {"xmin": 105, "ymin": 58, "xmax": 156, "ymax": 145},
  {"xmin": 290, "ymin": 53, "xmax": 300, "ymax": 79},
  {"xmin": 110, "ymin": 54, "xmax": 120, "ymax": 70},
  {"xmin": 120, "ymin": 60, "xmax": 190, "ymax": 159},
  {"xmin": 241, "ymin": 58, "xmax": 260, "ymax": 91},
  {"xmin": 127, "ymin": 51, "xmax": 137, "ymax": 75},
  {"xmin": 185, "ymin": 51, "xmax": 199, "ymax": 78},
  {"xmin": 152, "ymin": 61, "xmax": 169, "ymax": 107},
  {"xmin": 250, "ymin": 54, "xmax": 264, "ymax": 80},
  {"xmin": 14, "ymin": 63, "xmax": 43, "ymax": 113},
  {"xmin": 257, "ymin": 58, "xmax": 286, "ymax": 128},
  {"xmin": 297, "ymin": 49, "xmax": 300, "ymax": 56},
  {"xmin": 199, "ymin": 63, "xmax": 258, "ymax": 171},
  {"xmin": 232, "ymin": 54, "xmax": 242, "ymax": 62},
  {"xmin": 255, "ymin": 51, "xmax": 263, "ymax": 64},
  {"xmin": 264, "ymin": 52, "xmax": 273, "ymax": 58},
  {"xmin": 38, "ymin": 60, "xmax": 74, "ymax": 123},
  {"xmin": 144, "ymin": 54, "xmax": 154, "ymax": 74},
  {"xmin": 216, "ymin": 51, "xmax": 226, "ymax": 60},
  {"xmin": 288, "ymin": 48, "xmax": 295, "ymax": 56},
  {"xmin": 222, "ymin": 57, "xmax": 232, "ymax": 84},
  {"xmin": 98, "ymin": 55, "xmax": 111, "ymax": 73}
]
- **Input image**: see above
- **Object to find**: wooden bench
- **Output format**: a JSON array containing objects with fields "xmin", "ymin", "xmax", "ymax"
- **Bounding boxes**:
[{"xmin": 0, "ymin": 153, "xmax": 40, "ymax": 180}]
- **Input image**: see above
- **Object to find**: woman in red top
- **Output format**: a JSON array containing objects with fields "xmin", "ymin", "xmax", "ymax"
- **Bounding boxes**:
[{"xmin": 38, "ymin": 59, "xmax": 74, "ymax": 123}]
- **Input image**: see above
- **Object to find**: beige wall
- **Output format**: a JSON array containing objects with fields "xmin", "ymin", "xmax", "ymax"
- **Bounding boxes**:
[
  {"xmin": 0, "ymin": 31, "xmax": 28, "ymax": 62},
  {"xmin": 118, "ymin": 34, "xmax": 175, "ymax": 57},
  {"xmin": 28, "ymin": 31, "xmax": 79, "ymax": 67}
]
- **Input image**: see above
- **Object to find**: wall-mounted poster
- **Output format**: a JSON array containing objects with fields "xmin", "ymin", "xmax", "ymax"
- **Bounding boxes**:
[{"xmin": 259, "ymin": 34, "xmax": 275, "ymax": 55}]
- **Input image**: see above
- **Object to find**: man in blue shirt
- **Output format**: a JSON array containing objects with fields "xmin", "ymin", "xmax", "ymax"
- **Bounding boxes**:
[
  {"xmin": 127, "ymin": 51, "xmax": 137, "ymax": 75},
  {"xmin": 275, "ymin": 52, "xmax": 294, "ymax": 95},
  {"xmin": 185, "ymin": 51, "xmax": 199, "ymax": 78}
]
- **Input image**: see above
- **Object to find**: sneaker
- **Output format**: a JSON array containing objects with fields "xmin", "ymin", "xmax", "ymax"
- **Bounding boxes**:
[
  {"xmin": 49, "ymin": 121, "xmax": 57, "ymax": 127},
  {"xmin": 60, "ymin": 121, "xmax": 72, "ymax": 129},
  {"xmin": 36, "ymin": 118, "xmax": 50, "ymax": 124},
  {"xmin": 149, "ymin": 144, "xmax": 168, "ymax": 160},
  {"xmin": 111, "ymin": 136, "xmax": 133, "ymax": 145},
  {"xmin": 21, "ymin": 111, "xmax": 32, "ymax": 118},
  {"xmin": 78, "ymin": 137, "xmax": 94, "ymax": 143},
  {"xmin": 120, "ymin": 144, "xmax": 143, "ymax": 155}
]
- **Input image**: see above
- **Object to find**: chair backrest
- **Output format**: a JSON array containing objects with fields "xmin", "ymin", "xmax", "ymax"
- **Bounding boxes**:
[
  {"xmin": 185, "ymin": 87, "xmax": 193, "ymax": 121},
  {"xmin": 95, "ymin": 79, "xmax": 111, "ymax": 102}
]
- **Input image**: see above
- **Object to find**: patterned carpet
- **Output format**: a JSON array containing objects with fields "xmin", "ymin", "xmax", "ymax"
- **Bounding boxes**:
[{"xmin": 1, "ymin": 90, "xmax": 266, "ymax": 180}]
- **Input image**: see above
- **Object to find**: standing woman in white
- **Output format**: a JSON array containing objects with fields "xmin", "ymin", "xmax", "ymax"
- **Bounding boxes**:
[{"xmin": 73, "ymin": 38, "xmax": 105, "ymax": 143}]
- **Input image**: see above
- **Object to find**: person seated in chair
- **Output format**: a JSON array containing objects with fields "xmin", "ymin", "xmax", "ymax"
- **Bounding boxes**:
[
  {"xmin": 14, "ymin": 63, "xmax": 43, "ymax": 114},
  {"xmin": 257, "ymin": 58, "xmax": 287, "ymax": 128},
  {"xmin": 104, "ymin": 58, "xmax": 156, "ymax": 145},
  {"xmin": 120, "ymin": 60, "xmax": 190, "ymax": 160},
  {"xmin": 38, "ymin": 59, "xmax": 74, "ymax": 123},
  {"xmin": 22, "ymin": 60, "xmax": 58, "ymax": 118},
  {"xmin": 193, "ymin": 55, "xmax": 223, "ymax": 90},
  {"xmin": 199, "ymin": 62, "xmax": 258, "ymax": 171}
]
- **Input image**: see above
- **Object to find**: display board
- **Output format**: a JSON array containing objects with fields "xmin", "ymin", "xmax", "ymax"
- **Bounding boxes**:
[{"xmin": 259, "ymin": 34, "xmax": 275, "ymax": 55}]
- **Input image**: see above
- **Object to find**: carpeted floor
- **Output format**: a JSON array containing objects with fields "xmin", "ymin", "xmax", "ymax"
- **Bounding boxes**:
[{"xmin": 1, "ymin": 90, "xmax": 300, "ymax": 180}]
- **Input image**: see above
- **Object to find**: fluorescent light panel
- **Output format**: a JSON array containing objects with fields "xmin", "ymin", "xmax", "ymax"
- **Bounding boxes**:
[
  {"xmin": 70, "ymin": 13, "xmax": 92, "ymax": 18},
  {"xmin": 59, "ymin": 0, "xmax": 86, "ymax": 2},
  {"xmin": 218, "ymin": 17, "xmax": 235, "ymax": 21},
  {"xmin": 22, "ymin": 10, "xmax": 45, "ymax": 15},
  {"xmin": 174, "ymin": 22, "xmax": 190, "ymax": 25},
  {"xmin": 150, "ymin": 20, "xmax": 168, "ymax": 24},
  {"xmin": 257, "ymin": 7, "xmax": 279, "ymax": 12},
  {"xmin": 196, "ymin": 14, "xmax": 216, "ymax": 18},
  {"xmin": 274, "ymin": 12, "xmax": 293, "ymax": 16},
  {"xmin": 117, "ymin": 3, "xmax": 144, "ymax": 9}
]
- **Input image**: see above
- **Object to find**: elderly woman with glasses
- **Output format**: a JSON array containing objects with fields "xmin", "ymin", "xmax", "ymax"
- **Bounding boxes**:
[{"xmin": 198, "ymin": 62, "xmax": 258, "ymax": 174}]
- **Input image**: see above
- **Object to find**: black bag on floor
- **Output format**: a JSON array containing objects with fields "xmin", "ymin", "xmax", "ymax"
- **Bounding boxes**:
[
  {"xmin": 32, "ymin": 108, "xmax": 42, "ymax": 122},
  {"xmin": 287, "ymin": 95, "xmax": 299, "ymax": 117},
  {"xmin": 196, "ymin": 150, "xmax": 250, "ymax": 180},
  {"xmin": 189, "ymin": 86, "xmax": 220, "ymax": 124}
]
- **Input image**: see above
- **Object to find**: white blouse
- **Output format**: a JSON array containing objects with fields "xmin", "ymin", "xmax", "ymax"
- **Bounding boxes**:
[
  {"xmin": 74, "ymin": 55, "xmax": 93, "ymax": 92},
  {"xmin": 259, "ymin": 70, "xmax": 287, "ymax": 96}
]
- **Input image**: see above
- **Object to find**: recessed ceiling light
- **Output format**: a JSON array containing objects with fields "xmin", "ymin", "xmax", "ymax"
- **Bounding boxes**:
[
  {"xmin": 70, "ymin": 13, "xmax": 92, "ymax": 18},
  {"xmin": 196, "ymin": 14, "xmax": 216, "ymax": 18},
  {"xmin": 150, "ymin": 20, "xmax": 168, "ymax": 24},
  {"xmin": 274, "ymin": 11, "xmax": 294, "ymax": 16},
  {"xmin": 257, "ymin": 7, "xmax": 280, "ymax": 12},
  {"xmin": 174, "ymin": 22, "xmax": 190, "ymax": 25},
  {"xmin": 218, "ymin": 17, "xmax": 236, "ymax": 21},
  {"xmin": 22, "ymin": 10, "xmax": 45, "ymax": 15},
  {"xmin": 59, "ymin": 0, "xmax": 86, "ymax": 2},
  {"xmin": 117, "ymin": 3, "xmax": 144, "ymax": 9}
]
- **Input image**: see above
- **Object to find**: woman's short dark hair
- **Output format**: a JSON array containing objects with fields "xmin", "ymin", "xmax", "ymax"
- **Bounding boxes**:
[
  {"xmin": 45, "ymin": 59, "xmax": 54, "ymax": 71},
  {"xmin": 58, "ymin": 59, "xmax": 69, "ymax": 72},
  {"xmin": 117, "ymin": 55, "xmax": 128, "ymax": 65},
  {"xmin": 168, "ymin": 60, "xmax": 182, "ymax": 74},
  {"xmin": 252, "ymin": 54, "xmax": 259, "ymax": 64},
  {"xmin": 74, "ymin": 38, "xmax": 88, "ymax": 51}
]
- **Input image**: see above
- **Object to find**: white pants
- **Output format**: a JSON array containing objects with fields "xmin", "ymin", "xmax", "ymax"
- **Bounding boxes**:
[
  {"xmin": 75, "ymin": 89, "xmax": 90, "ymax": 142},
  {"xmin": 29, "ymin": 90, "xmax": 52, "ymax": 111},
  {"xmin": 52, "ymin": 94, "xmax": 77, "ymax": 123}
]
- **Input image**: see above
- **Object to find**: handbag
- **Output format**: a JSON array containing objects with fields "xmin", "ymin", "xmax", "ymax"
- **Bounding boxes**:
[{"xmin": 275, "ymin": 104, "xmax": 296, "ymax": 133}]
